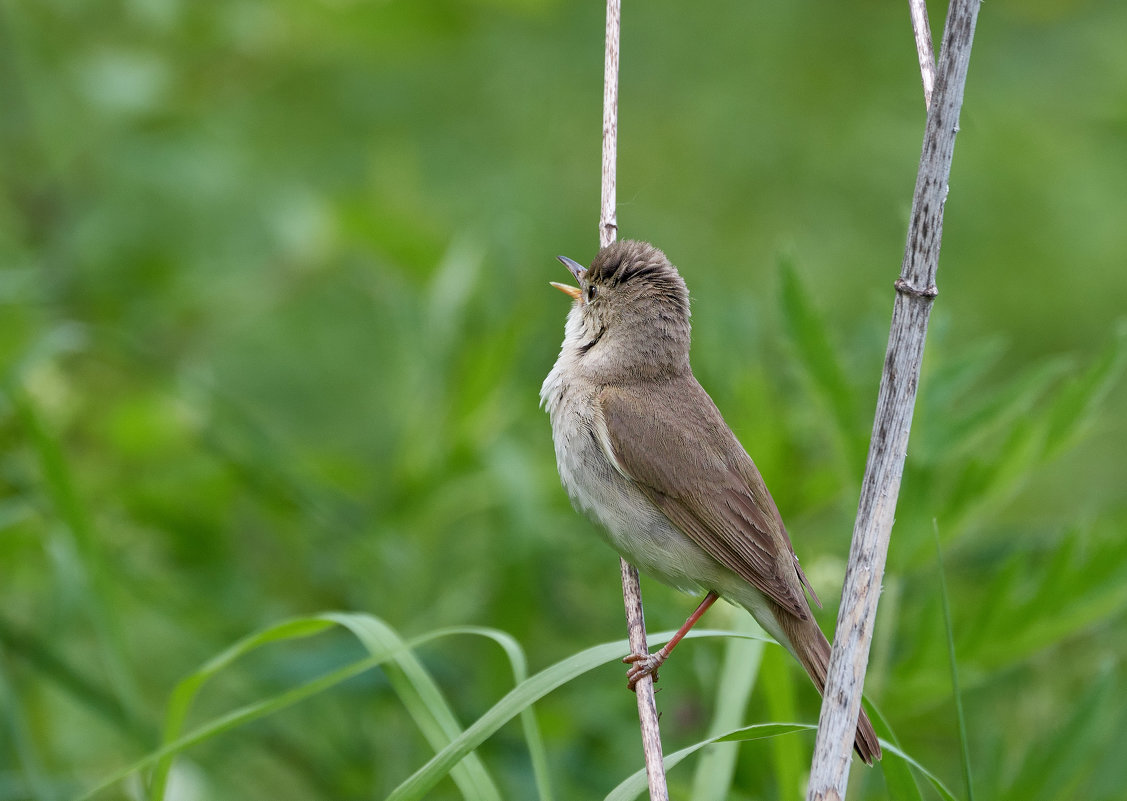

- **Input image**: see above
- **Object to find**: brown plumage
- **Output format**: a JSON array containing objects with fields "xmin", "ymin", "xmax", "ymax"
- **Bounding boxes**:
[{"xmin": 542, "ymin": 240, "xmax": 881, "ymax": 764}]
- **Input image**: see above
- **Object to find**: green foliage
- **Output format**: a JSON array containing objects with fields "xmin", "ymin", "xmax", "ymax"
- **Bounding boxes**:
[
  {"xmin": 82, "ymin": 614, "xmax": 554, "ymax": 801},
  {"xmin": 688, "ymin": 611, "xmax": 764, "ymax": 801},
  {"xmin": 76, "ymin": 614, "xmax": 951, "ymax": 801},
  {"xmin": 3, "ymin": 1, "xmax": 1127, "ymax": 799}
]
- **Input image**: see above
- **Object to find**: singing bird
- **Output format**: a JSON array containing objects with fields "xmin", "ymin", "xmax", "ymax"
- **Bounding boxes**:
[{"xmin": 541, "ymin": 240, "xmax": 880, "ymax": 763}]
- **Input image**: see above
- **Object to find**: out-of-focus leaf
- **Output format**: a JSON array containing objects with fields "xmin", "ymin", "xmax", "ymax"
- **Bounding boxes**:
[
  {"xmin": 940, "ymin": 416, "xmax": 1043, "ymax": 535},
  {"xmin": 1005, "ymin": 669, "xmax": 1118, "ymax": 801},
  {"xmin": 915, "ymin": 355, "xmax": 1070, "ymax": 465},
  {"xmin": 962, "ymin": 533, "xmax": 1127, "ymax": 672},
  {"xmin": 777, "ymin": 254, "xmax": 863, "ymax": 464},
  {"xmin": 1042, "ymin": 320, "xmax": 1127, "ymax": 458}
]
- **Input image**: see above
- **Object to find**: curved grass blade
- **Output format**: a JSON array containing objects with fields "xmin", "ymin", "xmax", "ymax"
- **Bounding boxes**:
[
  {"xmin": 82, "ymin": 649, "xmax": 389, "ymax": 800},
  {"xmin": 150, "ymin": 617, "xmax": 337, "ymax": 798},
  {"xmin": 417, "ymin": 626, "xmax": 554, "ymax": 801},
  {"xmin": 866, "ymin": 701, "xmax": 924, "ymax": 801},
  {"xmin": 320, "ymin": 613, "xmax": 501, "ymax": 801},
  {"xmin": 606, "ymin": 723, "xmax": 811, "ymax": 801},
  {"xmin": 606, "ymin": 721, "xmax": 957, "ymax": 801},
  {"xmin": 386, "ymin": 628, "xmax": 767, "ymax": 801},
  {"xmin": 127, "ymin": 613, "xmax": 500, "ymax": 801},
  {"xmin": 95, "ymin": 614, "xmax": 556, "ymax": 801},
  {"xmin": 879, "ymin": 740, "xmax": 961, "ymax": 801}
]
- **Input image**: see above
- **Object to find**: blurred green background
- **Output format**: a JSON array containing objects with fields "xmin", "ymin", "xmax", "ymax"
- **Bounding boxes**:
[{"xmin": 2, "ymin": 0, "xmax": 1126, "ymax": 799}]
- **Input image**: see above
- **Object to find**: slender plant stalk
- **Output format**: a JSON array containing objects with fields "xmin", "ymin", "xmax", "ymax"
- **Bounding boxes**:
[
  {"xmin": 806, "ymin": 1, "xmax": 982, "ymax": 799},
  {"xmin": 620, "ymin": 559, "xmax": 669, "ymax": 801},
  {"xmin": 598, "ymin": 1, "xmax": 670, "ymax": 799},
  {"xmin": 600, "ymin": 0, "xmax": 619, "ymax": 251}
]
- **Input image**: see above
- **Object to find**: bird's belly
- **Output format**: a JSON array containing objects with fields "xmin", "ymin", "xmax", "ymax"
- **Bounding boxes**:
[{"xmin": 552, "ymin": 409, "xmax": 720, "ymax": 595}]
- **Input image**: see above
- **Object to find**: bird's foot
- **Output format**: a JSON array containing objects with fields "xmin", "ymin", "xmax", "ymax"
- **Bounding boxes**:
[{"xmin": 623, "ymin": 651, "xmax": 666, "ymax": 691}]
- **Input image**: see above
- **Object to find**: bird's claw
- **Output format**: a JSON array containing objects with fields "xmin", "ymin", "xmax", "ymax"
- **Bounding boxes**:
[{"xmin": 623, "ymin": 652, "xmax": 666, "ymax": 691}]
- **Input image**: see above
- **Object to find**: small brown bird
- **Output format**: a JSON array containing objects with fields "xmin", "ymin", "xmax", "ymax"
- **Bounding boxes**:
[{"xmin": 541, "ymin": 240, "xmax": 880, "ymax": 763}]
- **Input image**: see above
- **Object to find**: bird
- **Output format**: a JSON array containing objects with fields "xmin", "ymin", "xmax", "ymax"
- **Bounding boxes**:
[{"xmin": 540, "ymin": 239, "xmax": 881, "ymax": 764}]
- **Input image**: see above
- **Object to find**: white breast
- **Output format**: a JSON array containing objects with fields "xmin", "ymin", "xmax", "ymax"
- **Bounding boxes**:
[{"xmin": 541, "ymin": 350, "xmax": 722, "ymax": 595}]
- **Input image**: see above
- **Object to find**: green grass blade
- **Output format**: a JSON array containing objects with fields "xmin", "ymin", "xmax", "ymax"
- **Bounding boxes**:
[
  {"xmin": 422, "ymin": 626, "xmax": 555, "ymax": 801},
  {"xmin": 323, "ymin": 613, "xmax": 501, "ymax": 801},
  {"xmin": 148, "ymin": 614, "xmax": 506, "ymax": 801},
  {"xmin": 690, "ymin": 611, "xmax": 764, "ymax": 801},
  {"xmin": 607, "ymin": 723, "xmax": 811, "ymax": 801},
  {"xmin": 879, "ymin": 740, "xmax": 961, "ymax": 801},
  {"xmin": 12, "ymin": 390, "xmax": 141, "ymax": 719},
  {"xmin": 83, "ymin": 651, "xmax": 389, "ymax": 800},
  {"xmin": 760, "ymin": 646, "xmax": 805, "ymax": 801},
  {"xmin": 100, "ymin": 614, "xmax": 571, "ymax": 801},
  {"xmin": 606, "ymin": 718, "xmax": 957, "ymax": 801},
  {"xmin": 919, "ymin": 338, "xmax": 1006, "ymax": 412},
  {"xmin": 965, "ymin": 532, "xmax": 1127, "ymax": 672},
  {"xmin": 386, "ymin": 628, "xmax": 765, "ymax": 801},
  {"xmin": 150, "ymin": 617, "xmax": 337, "ymax": 799},
  {"xmin": 934, "ymin": 522, "xmax": 974, "ymax": 801},
  {"xmin": 865, "ymin": 701, "xmax": 924, "ymax": 801},
  {"xmin": 778, "ymin": 254, "xmax": 862, "ymax": 461},
  {"xmin": 97, "ymin": 614, "xmax": 513, "ymax": 801},
  {"xmin": 942, "ymin": 416, "xmax": 1043, "ymax": 535},
  {"xmin": 385, "ymin": 639, "xmax": 631, "ymax": 801}
]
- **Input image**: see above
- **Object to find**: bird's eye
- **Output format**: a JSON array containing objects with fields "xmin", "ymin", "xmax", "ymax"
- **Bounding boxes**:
[{"xmin": 586, "ymin": 285, "xmax": 597, "ymax": 301}]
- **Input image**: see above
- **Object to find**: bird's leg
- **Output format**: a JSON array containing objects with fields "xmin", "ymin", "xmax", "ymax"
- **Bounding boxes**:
[{"xmin": 624, "ymin": 591, "xmax": 720, "ymax": 691}]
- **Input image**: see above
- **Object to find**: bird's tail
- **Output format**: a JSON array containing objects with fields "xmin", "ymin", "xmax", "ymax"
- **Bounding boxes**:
[{"xmin": 776, "ymin": 608, "xmax": 882, "ymax": 765}]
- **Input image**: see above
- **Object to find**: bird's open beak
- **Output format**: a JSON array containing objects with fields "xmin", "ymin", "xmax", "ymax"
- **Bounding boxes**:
[{"xmin": 550, "ymin": 255, "xmax": 585, "ymax": 300}]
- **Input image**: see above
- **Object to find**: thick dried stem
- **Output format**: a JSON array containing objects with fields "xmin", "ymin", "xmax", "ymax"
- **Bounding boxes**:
[{"xmin": 806, "ymin": 2, "xmax": 981, "ymax": 799}]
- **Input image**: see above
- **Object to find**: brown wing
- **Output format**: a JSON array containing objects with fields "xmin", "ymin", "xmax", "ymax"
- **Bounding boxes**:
[{"xmin": 596, "ymin": 379, "xmax": 819, "ymax": 619}]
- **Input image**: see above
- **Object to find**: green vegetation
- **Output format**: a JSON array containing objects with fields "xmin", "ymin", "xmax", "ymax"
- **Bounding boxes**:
[{"xmin": 2, "ymin": 1, "xmax": 1125, "ymax": 799}]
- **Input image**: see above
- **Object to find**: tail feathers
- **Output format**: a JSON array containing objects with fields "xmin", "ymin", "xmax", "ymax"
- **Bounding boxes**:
[{"xmin": 778, "ymin": 609, "xmax": 882, "ymax": 765}]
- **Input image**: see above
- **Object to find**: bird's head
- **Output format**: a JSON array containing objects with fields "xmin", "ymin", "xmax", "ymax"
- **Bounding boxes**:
[{"xmin": 551, "ymin": 240, "xmax": 691, "ymax": 379}]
